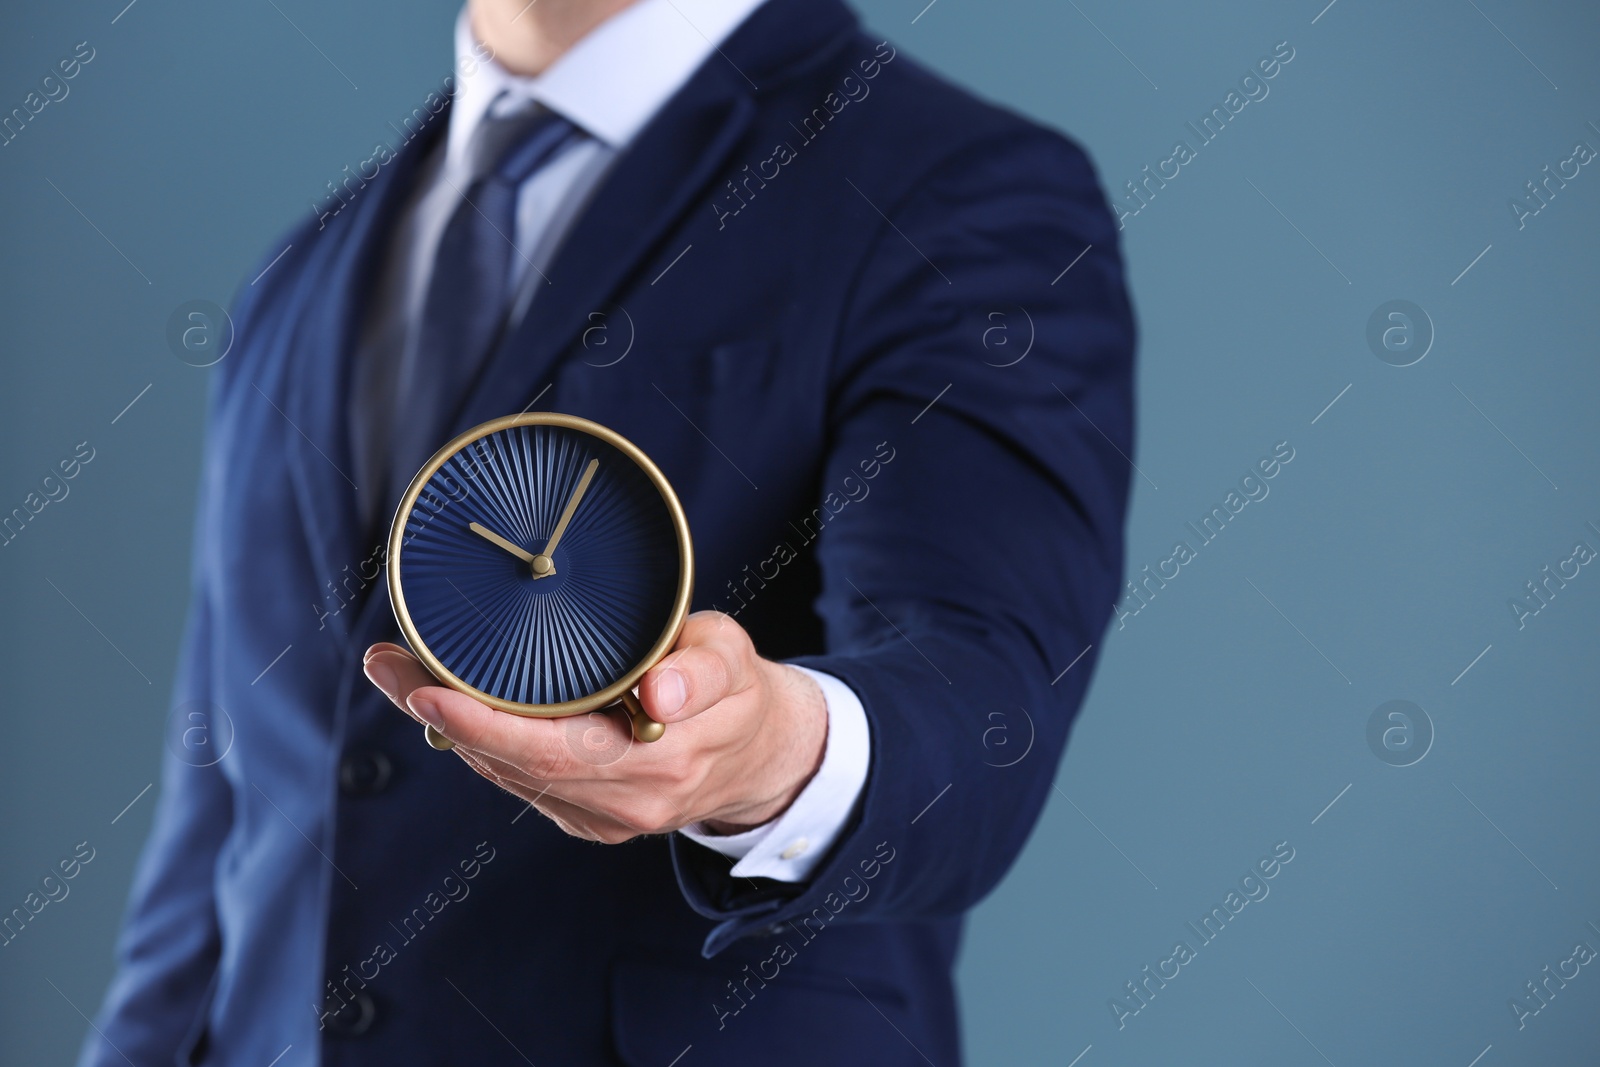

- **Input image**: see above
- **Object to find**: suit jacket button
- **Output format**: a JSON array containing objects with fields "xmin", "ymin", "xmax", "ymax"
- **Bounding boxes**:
[
  {"xmin": 323, "ymin": 990, "xmax": 378, "ymax": 1037},
  {"xmin": 338, "ymin": 751, "xmax": 394, "ymax": 796}
]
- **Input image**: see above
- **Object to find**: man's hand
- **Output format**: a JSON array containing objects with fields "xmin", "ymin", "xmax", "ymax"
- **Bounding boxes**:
[{"xmin": 361, "ymin": 612, "xmax": 829, "ymax": 843}]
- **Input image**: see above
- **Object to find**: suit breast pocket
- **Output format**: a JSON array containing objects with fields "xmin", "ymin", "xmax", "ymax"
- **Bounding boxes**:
[
  {"xmin": 557, "ymin": 339, "xmax": 775, "ymax": 403},
  {"xmin": 550, "ymin": 339, "xmax": 787, "ymax": 467}
]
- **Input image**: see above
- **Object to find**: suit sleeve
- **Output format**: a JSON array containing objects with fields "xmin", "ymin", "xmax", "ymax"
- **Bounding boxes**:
[
  {"xmin": 74, "ymin": 263, "xmax": 275, "ymax": 1063},
  {"xmin": 77, "ymin": 599, "xmax": 233, "ymax": 1066},
  {"xmin": 670, "ymin": 128, "xmax": 1136, "ymax": 954}
]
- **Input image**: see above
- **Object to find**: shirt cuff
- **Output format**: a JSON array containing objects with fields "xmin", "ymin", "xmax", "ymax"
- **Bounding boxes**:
[{"xmin": 677, "ymin": 666, "xmax": 870, "ymax": 882}]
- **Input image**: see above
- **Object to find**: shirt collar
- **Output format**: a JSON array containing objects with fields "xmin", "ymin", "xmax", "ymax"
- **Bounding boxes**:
[{"xmin": 449, "ymin": 0, "xmax": 767, "ymax": 165}]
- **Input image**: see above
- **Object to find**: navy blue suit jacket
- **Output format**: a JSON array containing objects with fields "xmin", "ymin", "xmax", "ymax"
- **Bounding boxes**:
[{"xmin": 83, "ymin": 1, "xmax": 1134, "ymax": 1063}]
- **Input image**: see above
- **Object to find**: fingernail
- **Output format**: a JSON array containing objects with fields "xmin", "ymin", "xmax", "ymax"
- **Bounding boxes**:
[
  {"xmin": 364, "ymin": 660, "xmax": 398, "ymax": 700},
  {"xmin": 656, "ymin": 668, "xmax": 687, "ymax": 719},
  {"xmin": 408, "ymin": 693, "xmax": 445, "ymax": 730}
]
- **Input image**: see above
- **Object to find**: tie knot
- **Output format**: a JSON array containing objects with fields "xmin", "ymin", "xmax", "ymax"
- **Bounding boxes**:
[{"xmin": 465, "ymin": 102, "xmax": 577, "ymax": 188}]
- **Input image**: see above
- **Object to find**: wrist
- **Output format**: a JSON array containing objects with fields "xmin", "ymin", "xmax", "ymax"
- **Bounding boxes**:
[{"xmin": 700, "ymin": 661, "xmax": 828, "ymax": 834}]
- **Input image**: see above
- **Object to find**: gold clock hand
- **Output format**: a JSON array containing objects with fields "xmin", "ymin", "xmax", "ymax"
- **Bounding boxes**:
[
  {"xmin": 531, "ymin": 458, "xmax": 599, "ymax": 579},
  {"xmin": 468, "ymin": 522, "xmax": 537, "ymax": 564}
]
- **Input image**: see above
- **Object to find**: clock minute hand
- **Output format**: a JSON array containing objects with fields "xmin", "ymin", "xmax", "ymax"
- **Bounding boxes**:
[
  {"xmin": 468, "ymin": 522, "xmax": 537, "ymax": 564},
  {"xmin": 531, "ymin": 458, "xmax": 599, "ymax": 579}
]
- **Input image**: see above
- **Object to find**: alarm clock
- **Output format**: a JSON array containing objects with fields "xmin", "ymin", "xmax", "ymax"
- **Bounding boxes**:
[{"xmin": 387, "ymin": 413, "xmax": 693, "ymax": 747}]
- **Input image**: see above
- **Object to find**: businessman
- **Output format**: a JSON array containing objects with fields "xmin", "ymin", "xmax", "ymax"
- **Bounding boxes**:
[{"xmin": 82, "ymin": 0, "xmax": 1134, "ymax": 1063}]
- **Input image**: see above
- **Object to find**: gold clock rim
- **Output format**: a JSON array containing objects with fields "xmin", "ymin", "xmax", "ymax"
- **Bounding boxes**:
[{"xmin": 386, "ymin": 411, "xmax": 694, "ymax": 718}]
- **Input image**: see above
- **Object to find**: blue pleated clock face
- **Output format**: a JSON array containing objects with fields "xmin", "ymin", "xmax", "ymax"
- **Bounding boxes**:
[{"xmin": 388, "ymin": 414, "xmax": 691, "ymax": 715}]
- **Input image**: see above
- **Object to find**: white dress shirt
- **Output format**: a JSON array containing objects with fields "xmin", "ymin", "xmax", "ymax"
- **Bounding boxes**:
[{"xmin": 356, "ymin": 1, "xmax": 871, "ymax": 882}]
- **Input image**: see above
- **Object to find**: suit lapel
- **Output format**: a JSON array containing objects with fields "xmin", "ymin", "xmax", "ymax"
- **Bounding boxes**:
[
  {"xmin": 279, "ymin": 107, "xmax": 447, "ymax": 645},
  {"xmin": 449, "ymin": 68, "xmax": 756, "ymax": 434},
  {"xmin": 452, "ymin": 0, "xmax": 861, "ymax": 429}
]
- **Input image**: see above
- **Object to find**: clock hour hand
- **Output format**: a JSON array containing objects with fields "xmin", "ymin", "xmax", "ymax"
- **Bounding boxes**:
[
  {"xmin": 468, "ymin": 522, "xmax": 537, "ymax": 565},
  {"xmin": 531, "ymin": 458, "xmax": 598, "ymax": 580}
]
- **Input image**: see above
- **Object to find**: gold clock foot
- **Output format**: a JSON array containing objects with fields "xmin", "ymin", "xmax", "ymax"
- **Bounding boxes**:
[
  {"xmin": 619, "ymin": 690, "xmax": 665, "ymax": 743},
  {"xmin": 425, "ymin": 724, "xmax": 455, "ymax": 750}
]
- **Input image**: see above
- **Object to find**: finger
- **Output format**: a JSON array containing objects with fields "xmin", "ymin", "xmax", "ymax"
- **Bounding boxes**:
[
  {"xmin": 451, "ymin": 745, "xmax": 635, "ymax": 843},
  {"xmin": 459, "ymin": 728, "xmax": 650, "ymax": 818},
  {"xmin": 405, "ymin": 684, "xmax": 584, "ymax": 783},
  {"xmin": 454, "ymin": 745, "xmax": 569, "ymax": 805},
  {"xmin": 451, "ymin": 726, "xmax": 677, "ymax": 841},
  {"xmin": 363, "ymin": 646, "xmax": 560, "ymax": 774},
  {"xmin": 366, "ymin": 643, "xmax": 642, "ymax": 787},
  {"xmin": 453, "ymin": 702, "xmax": 642, "ymax": 784},
  {"xmin": 529, "ymin": 794, "xmax": 636, "ymax": 844},
  {"xmin": 638, "ymin": 611, "xmax": 753, "ymax": 724},
  {"xmin": 456, "ymin": 739, "xmax": 574, "ymax": 797},
  {"xmin": 363, "ymin": 644, "xmax": 535, "ymax": 741},
  {"xmin": 526, "ymin": 787, "xmax": 682, "ymax": 844},
  {"xmin": 447, "ymin": 750, "xmax": 613, "ymax": 841},
  {"xmin": 361, "ymin": 644, "xmax": 438, "ymax": 716}
]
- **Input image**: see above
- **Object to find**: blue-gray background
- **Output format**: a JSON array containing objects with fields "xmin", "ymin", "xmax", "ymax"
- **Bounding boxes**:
[{"xmin": 3, "ymin": 0, "xmax": 1597, "ymax": 1063}]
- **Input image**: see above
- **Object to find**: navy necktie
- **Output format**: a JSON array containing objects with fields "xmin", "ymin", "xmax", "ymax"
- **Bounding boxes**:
[{"xmin": 388, "ymin": 104, "xmax": 578, "ymax": 500}]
